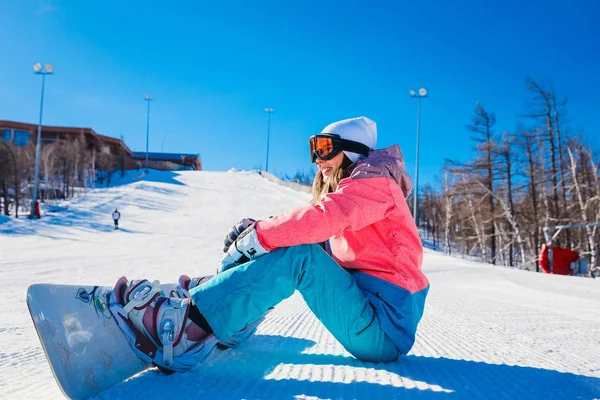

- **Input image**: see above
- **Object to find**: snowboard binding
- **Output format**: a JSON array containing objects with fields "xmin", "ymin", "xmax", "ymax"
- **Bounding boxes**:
[{"xmin": 108, "ymin": 277, "xmax": 217, "ymax": 373}]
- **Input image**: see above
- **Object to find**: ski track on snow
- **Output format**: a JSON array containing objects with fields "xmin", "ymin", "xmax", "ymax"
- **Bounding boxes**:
[{"xmin": 1, "ymin": 170, "xmax": 599, "ymax": 399}]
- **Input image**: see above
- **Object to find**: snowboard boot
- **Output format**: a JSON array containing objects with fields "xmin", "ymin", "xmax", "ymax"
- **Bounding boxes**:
[
  {"xmin": 109, "ymin": 277, "xmax": 217, "ymax": 372},
  {"xmin": 169, "ymin": 274, "xmax": 214, "ymax": 299}
]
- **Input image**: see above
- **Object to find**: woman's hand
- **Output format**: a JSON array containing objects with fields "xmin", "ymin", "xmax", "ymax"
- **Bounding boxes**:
[
  {"xmin": 219, "ymin": 221, "xmax": 269, "ymax": 273},
  {"xmin": 223, "ymin": 218, "xmax": 256, "ymax": 252}
]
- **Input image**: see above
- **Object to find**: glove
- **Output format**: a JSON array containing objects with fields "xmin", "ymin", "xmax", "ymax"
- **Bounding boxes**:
[
  {"xmin": 223, "ymin": 218, "xmax": 256, "ymax": 252},
  {"xmin": 219, "ymin": 222, "xmax": 269, "ymax": 273}
]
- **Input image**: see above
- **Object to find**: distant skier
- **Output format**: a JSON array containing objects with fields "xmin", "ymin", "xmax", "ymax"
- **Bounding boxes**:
[
  {"xmin": 112, "ymin": 208, "xmax": 120, "ymax": 230},
  {"xmin": 109, "ymin": 116, "xmax": 429, "ymax": 372}
]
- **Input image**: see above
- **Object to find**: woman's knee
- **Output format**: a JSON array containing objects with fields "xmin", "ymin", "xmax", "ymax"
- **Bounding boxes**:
[{"xmin": 344, "ymin": 324, "xmax": 400, "ymax": 363}]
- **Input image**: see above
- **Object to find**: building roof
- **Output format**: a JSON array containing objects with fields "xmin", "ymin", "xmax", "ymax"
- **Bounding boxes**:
[
  {"xmin": 131, "ymin": 152, "xmax": 200, "ymax": 161},
  {"xmin": 0, "ymin": 120, "xmax": 132, "ymax": 155},
  {"xmin": 0, "ymin": 120, "xmax": 98, "ymax": 135},
  {"xmin": 96, "ymin": 133, "xmax": 133, "ymax": 154}
]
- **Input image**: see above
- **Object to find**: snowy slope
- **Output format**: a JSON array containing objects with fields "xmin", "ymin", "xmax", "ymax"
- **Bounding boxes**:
[{"xmin": 1, "ymin": 170, "xmax": 599, "ymax": 400}]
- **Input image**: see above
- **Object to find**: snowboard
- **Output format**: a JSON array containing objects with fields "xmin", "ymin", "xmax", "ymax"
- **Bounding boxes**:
[{"xmin": 26, "ymin": 283, "xmax": 178, "ymax": 399}]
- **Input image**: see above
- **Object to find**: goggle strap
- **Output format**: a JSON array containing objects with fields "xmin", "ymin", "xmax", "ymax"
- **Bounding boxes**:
[{"xmin": 337, "ymin": 139, "xmax": 371, "ymax": 157}]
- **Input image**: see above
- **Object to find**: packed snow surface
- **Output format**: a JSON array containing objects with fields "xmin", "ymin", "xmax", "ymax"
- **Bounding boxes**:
[{"xmin": 1, "ymin": 170, "xmax": 599, "ymax": 399}]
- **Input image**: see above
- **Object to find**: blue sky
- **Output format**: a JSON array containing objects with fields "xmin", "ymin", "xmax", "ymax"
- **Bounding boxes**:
[{"xmin": 1, "ymin": 0, "xmax": 599, "ymax": 186}]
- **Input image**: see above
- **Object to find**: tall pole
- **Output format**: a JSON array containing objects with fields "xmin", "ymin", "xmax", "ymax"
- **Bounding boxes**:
[
  {"xmin": 120, "ymin": 134, "xmax": 125, "ymax": 178},
  {"xmin": 409, "ymin": 88, "xmax": 427, "ymax": 226},
  {"xmin": 144, "ymin": 94, "xmax": 154, "ymax": 171},
  {"xmin": 413, "ymin": 96, "xmax": 420, "ymax": 224},
  {"xmin": 31, "ymin": 63, "xmax": 53, "ymax": 219},
  {"xmin": 264, "ymin": 108, "xmax": 274, "ymax": 172}
]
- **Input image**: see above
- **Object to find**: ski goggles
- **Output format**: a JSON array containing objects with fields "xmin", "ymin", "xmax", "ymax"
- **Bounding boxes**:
[{"xmin": 309, "ymin": 134, "xmax": 371, "ymax": 163}]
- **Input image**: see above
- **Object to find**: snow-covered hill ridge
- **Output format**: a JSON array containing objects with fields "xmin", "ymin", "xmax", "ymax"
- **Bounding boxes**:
[{"xmin": 1, "ymin": 170, "xmax": 599, "ymax": 399}]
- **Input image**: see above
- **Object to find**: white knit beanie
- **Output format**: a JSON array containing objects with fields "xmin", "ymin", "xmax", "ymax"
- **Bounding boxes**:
[{"xmin": 320, "ymin": 116, "xmax": 377, "ymax": 162}]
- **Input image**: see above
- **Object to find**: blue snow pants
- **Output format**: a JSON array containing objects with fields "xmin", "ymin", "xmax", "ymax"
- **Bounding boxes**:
[{"xmin": 189, "ymin": 244, "xmax": 400, "ymax": 363}]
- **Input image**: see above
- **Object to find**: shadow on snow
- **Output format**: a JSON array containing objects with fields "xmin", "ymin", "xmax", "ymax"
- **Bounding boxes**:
[
  {"xmin": 0, "ymin": 171, "xmax": 186, "ymax": 237},
  {"xmin": 98, "ymin": 335, "xmax": 600, "ymax": 400}
]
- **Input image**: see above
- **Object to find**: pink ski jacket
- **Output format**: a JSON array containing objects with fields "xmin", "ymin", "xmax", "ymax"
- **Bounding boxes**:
[{"xmin": 256, "ymin": 145, "xmax": 429, "ymax": 295}]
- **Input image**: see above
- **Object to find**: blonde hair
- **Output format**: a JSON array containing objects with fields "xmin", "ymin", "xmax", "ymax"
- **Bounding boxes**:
[
  {"xmin": 312, "ymin": 168, "xmax": 344, "ymax": 205},
  {"xmin": 311, "ymin": 155, "xmax": 353, "ymax": 205}
]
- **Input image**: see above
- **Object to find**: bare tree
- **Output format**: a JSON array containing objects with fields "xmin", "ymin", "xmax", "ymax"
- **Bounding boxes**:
[
  {"xmin": 0, "ymin": 142, "xmax": 35, "ymax": 218},
  {"xmin": 550, "ymin": 85, "xmax": 570, "ymax": 222},
  {"xmin": 467, "ymin": 102, "xmax": 498, "ymax": 263},
  {"xmin": 95, "ymin": 152, "xmax": 118, "ymax": 187},
  {"xmin": 525, "ymin": 77, "xmax": 564, "ymax": 225},
  {"xmin": 474, "ymin": 179, "xmax": 526, "ymax": 268},
  {"xmin": 283, "ymin": 168, "xmax": 315, "ymax": 186},
  {"xmin": 444, "ymin": 170, "xmax": 453, "ymax": 254},
  {"xmin": 460, "ymin": 174, "xmax": 487, "ymax": 262},
  {"xmin": 0, "ymin": 142, "xmax": 13, "ymax": 215},
  {"xmin": 520, "ymin": 129, "xmax": 542, "ymax": 270},
  {"xmin": 567, "ymin": 147, "xmax": 598, "ymax": 270}
]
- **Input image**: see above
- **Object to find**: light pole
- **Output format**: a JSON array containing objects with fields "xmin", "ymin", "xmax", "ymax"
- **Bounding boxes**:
[
  {"xmin": 30, "ymin": 62, "xmax": 53, "ymax": 219},
  {"xmin": 409, "ymin": 88, "xmax": 427, "ymax": 225},
  {"xmin": 144, "ymin": 94, "xmax": 154, "ymax": 171},
  {"xmin": 264, "ymin": 108, "xmax": 274, "ymax": 172}
]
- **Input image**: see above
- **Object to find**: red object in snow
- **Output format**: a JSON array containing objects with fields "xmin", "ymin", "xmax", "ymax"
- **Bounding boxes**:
[
  {"xmin": 539, "ymin": 244, "xmax": 579, "ymax": 275},
  {"xmin": 34, "ymin": 200, "xmax": 41, "ymax": 219}
]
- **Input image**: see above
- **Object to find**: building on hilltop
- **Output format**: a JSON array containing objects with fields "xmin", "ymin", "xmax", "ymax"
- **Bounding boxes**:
[
  {"xmin": 130, "ymin": 152, "xmax": 201, "ymax": 171},
  {"xmin": 0, "ymin": 120, "xmax": 131, "ymax": 158},
  {"xmin": 0, "ymin": 120, "xmax": 201, "ymax": 172}
]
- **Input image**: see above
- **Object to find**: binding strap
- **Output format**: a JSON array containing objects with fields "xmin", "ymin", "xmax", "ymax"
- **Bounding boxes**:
[{"xmin": 122, "ymin": 280, "xmax": 162, "ymax": 313}]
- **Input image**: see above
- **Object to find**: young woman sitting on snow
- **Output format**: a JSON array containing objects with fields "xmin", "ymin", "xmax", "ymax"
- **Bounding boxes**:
[{"xmin": 109, "ymin": 116, "xmax": 430, "ymax": 372}]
